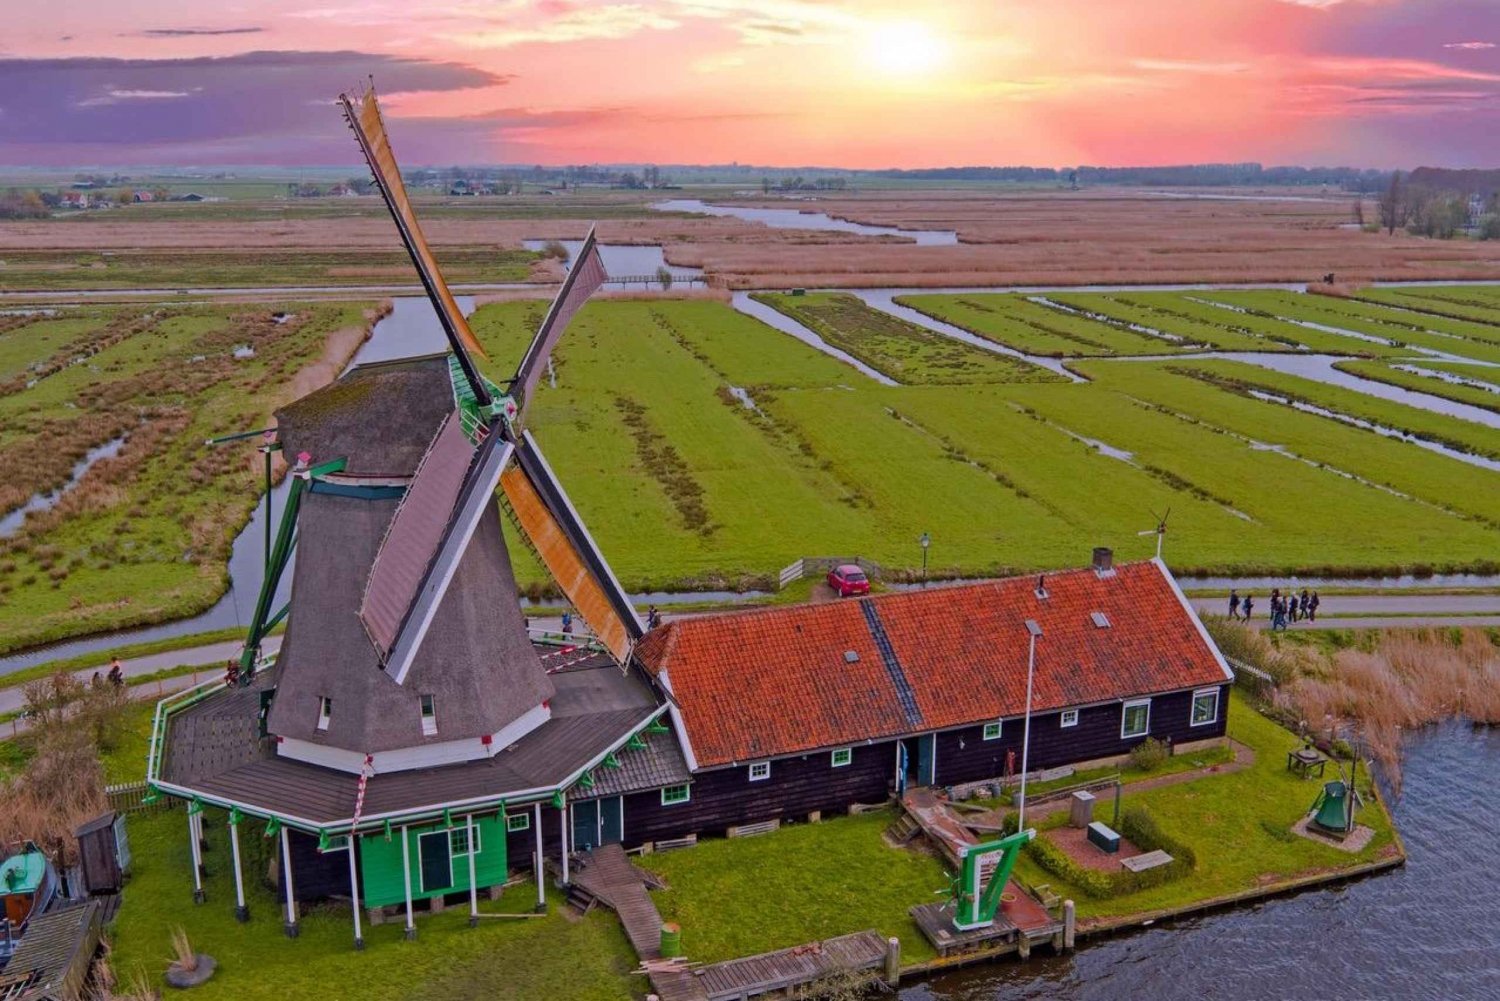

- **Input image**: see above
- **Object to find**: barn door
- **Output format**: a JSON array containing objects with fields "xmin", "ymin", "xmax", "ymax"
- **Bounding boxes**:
[
  {"xmin": 418, "ymin": 830, "xmax": 452, "ymax": 892},
  {"xmin": 916, "ymin": 734, "xmax": 936, "ymax": 787},
  {"xmin": 572, "ymin": 800, "xmax": 600, "ymax": 853}
]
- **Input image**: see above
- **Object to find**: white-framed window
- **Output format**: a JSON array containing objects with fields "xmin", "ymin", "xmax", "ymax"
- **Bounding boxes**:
[
  {"xmin": 317, "ymin": 696, "xmax": 332, "ymax": 731},
  {"xmin": 830, "ymin": 748, "xmax": 852, "ymax": 768},
  {"xmin": 1060, "ymin": 709, "xmax": 1079, "ymax": 728},
  {"xmin": 748, "ymin": 761, "xmax": 771, "ymax": 782},
  {"xmin": 661, "ymin": 784, "xmax": 691, "ymax": 806},
  {"xmin": 505, "ymin": 813, "xmax": 531, "ymax": 833},
  {"xmin": 420, "ymin": 693, "xmax": 438, "ymax": 736},
  {"xmin": 1121, "ymin": 699, "xmax": 1151, "ymax": 739},
  {"xmin": 982, "ymin": 721, "xmax": 1003, "ymax": 741},
  {"xmin": 1191, "ymin": 688, "xmax": 1220, "ymax": 727},
  {"xmin": 318, "ymin": 834, "xmax": 349, "ymax": 854},
  {"xmin": 450, "ymin": 825, "xmax": 480, "ymax": 857}
]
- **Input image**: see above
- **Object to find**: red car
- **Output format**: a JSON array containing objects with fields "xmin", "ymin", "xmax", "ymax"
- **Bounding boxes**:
[{"xmin": 827, "ymin": 564, "xmax": 871, "ymax": 598}]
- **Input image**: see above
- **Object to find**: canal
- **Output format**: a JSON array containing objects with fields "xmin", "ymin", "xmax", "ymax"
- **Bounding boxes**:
[{"xmin": 903, "ymin": 721, "xmax": 1500, "ymax": 1000}]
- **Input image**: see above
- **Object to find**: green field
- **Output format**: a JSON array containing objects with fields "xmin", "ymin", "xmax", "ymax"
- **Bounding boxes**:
[
  {"xmin": 0, "ymin": 301, "xmax": 378, "ymax": 654},
  {"xmin": 4, "ymin": 286, "xmax": 1500, "ymax": 656}
]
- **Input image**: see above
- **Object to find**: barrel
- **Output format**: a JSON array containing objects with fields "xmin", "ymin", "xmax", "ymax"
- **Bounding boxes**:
[{"xmin": 659, "ymin": 922, "xmax": 682, "ymax": 958}]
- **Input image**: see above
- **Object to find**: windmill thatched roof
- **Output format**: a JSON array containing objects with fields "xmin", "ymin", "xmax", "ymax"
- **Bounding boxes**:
[
  {"xmin": 266, "ymin": 489, "xmax": 554, "ymax": 753},
  {"xmin": 274, "ymin": 354, "xmax": 455, "ymax": 477}
]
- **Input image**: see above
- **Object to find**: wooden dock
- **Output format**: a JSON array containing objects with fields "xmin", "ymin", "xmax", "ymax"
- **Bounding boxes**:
[{"xmin": 651, "ymin": 931, "xmax": 889, "ymax": 1001}]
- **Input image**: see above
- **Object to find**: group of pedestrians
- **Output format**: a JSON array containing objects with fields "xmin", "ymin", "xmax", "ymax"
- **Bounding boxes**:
[{"xmin": 1227, "ymin": 587, "xmax": 1319, "ymax": 629}]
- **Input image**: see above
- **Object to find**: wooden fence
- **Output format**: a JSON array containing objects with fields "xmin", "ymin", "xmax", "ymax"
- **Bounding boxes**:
[
  {"xmin": 105, "ymin": 780, "xmax": 175, "ymax": 816},
  {"xmin": 777, "ymin": 556, "xmax": 885, "ymax": 591}
]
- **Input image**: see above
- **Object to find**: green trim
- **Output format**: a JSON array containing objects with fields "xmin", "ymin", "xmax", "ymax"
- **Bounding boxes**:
[
  {"xmin": 627, "ymin": 733, "xmax": 647, "ymax": 751},
  {"xmin": 551, "ymin": 789, "xmax": 565, "ymax": 810},
  {"xmin": 264, "ymin": 817, "xmax": 281, "ymax": 838},
  {"xmin": 227, "ymin": 807, "xmax": 243, "ymax": 825},
  {"xmin": 645, "ymin": 720, "xmax": 669, "ymax": 735},
  {"xmin": 603, "ymin": 752, "xmax": 621, "ymax": 769},
  {"xmin": 307, "ymin": 481, "xmax": 406, "ymax": 500}
]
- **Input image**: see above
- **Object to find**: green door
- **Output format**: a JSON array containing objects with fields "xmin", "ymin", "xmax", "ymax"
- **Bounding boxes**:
[
  {"xmin": 418, "ymin": 830, "xmax": 451, "ymax": 893},
  {"xmin": 600, "ymin": 797, "xmax": 623, "ymax": 846},
  {"xmin": 572, "ymin": 800, "xmax": 599, "ymax": 852}
]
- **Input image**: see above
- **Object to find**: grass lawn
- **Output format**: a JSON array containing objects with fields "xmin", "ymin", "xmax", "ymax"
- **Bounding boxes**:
[
  {"xmin": 106, "ymin": 809, "xmax": 638, "ymax": 1001},
  {"xmin": 640, "ymin": 809, "xmax": 949, "ymax": 966},
  {"xmin": 1009, "ymin": 689, "xmax": 1398, "ymax": 922}
]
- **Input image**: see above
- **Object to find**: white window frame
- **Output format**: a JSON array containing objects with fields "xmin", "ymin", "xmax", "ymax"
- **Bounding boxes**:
[
  {"xmin": 505, "ymin": 812, "xmax": 530, "ymax": 833},
  {"xmin": 420, "ymin": 694, "xmax": 438, "ymax": 737},
  {"xmin": 316, "ymin": 696, "xmax": 332, "ymax": 732},
  {"xmin": 982, "ymin": 721, "xmax": 1003, "ymax": 741},
  {"xmin": 748, "ymin": 760, "xmax": 771, "ymax": 782},
  {"xmin": 449, "ymin": 825, "xmax": 480, "ymax": 857},
  {"xmin": 1121, "ymin": 699, "xmax": 1151, "ymax": 739},
  {"xmin": 317, "ymin": 834, "xmax": 350, "ymax": 854},
  {"xmin": 1190, "ymin": 687, "xmax": 1220, "ymax": 727},
  {"xmin": 830, "ymin": 747, "xmax": 852, "ymax": 768},
  {"xmin": 661, "ymin": 784, "xmax": 691, "ymax": 806},
  {"xmin": 1060, "ymin": 709, "xmax": 1079, "ymax": 728}
]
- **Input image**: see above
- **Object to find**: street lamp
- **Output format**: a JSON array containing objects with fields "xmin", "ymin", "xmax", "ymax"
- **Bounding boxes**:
[
  {"xmin": 919, "ymin": 532, "xmax": 931, "ymax": 587},
  {"xmin": 1017, "ymin": 619, "xmax": 1043, "ymax": 831}
]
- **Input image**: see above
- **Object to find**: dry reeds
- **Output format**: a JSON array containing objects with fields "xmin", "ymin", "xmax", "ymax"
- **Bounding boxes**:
[
  {"xmin": 167, "ymin": 928, "xmax": 199, "ymax": 974},
  {"xmin": 1270, "ymin": 628, "xmax": 1500, "ymax": 791}
]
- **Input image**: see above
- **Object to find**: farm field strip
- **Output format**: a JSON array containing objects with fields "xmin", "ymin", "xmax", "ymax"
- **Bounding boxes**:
[
  {"xmin": 1202, "ymin": 290, "xmax": 1500, "ymax": 364},
  {"xmin": 1335, "ymin": 360, "xmax": 1500, "ymax": 416},
  {"xmin": 1045, "ymin": 292, "xmax": 1268, "ymax": 351},
  {"xmin": 1355, "ymin": 285, "xmax": 1500, "ymax": 326},
  {"xmin": 1409, "ymin": 361, "xmax": 1500, "ymax": 390},
  {"xmin": 892, "ymin": 292, "xmax": 1194, "ymax": 357},
  {"xmin": 752, "ymin": 291, "xmax": 1061, "ymax": 384}
]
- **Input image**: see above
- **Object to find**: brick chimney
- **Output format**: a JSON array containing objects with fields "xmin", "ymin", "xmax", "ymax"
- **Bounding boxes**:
[{"xmin": 1092, "ymin": 547, "xmax": 1114, "ymax": 574}]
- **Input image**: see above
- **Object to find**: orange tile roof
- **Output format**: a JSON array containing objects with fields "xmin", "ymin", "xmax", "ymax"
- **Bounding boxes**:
[{"xmin": 636, "ymin": 559, "xmax": 1232, "ymax": 768}]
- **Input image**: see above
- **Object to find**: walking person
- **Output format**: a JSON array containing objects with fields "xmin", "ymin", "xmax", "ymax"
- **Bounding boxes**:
[
  {"xmin": 561, "ymin": 610, "xmax": 573, "ymax": 635},
  {"xmin": 647, "ymin": 604, "xmax": 661, "ymax": 630},
  {"xmin": 1299, "ymin": 590, "xmax": 1311, "ymax": 621},
  {"xmin": 1242, "ymin": 594, "xmax": 1255, "ymax": 623},
  {"xmin": 107, "ymin": 657, "xmax": 125, "ymax": 687},
  {"xmin": 1309, "ymin": 590, "xmax": 1320, "ymax": 622},
  {"xmin": 1228, "ymin": 589, "xmax": 1240, "ymax": 620},
  {"xmin": 1287, "ymin": 591, "xmax": 1299, "ymax": 624}
]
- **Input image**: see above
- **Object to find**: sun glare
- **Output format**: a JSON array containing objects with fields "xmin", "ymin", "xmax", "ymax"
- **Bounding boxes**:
[{"xmin": 864, "ymin": 20, "xmax": 949, "ymax": 78}]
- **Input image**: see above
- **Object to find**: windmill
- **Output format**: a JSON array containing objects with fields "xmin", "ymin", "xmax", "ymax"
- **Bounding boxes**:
[
  {"xmin": 1138, "ymin": 507, "xmax": 1170, "ymax": 562},
  {"xmin": 235, "ymin": 82, "xmax": 639, "ymax": 697}
]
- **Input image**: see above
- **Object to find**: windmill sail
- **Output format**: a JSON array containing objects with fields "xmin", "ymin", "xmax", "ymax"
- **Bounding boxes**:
[
  {"xmin": 340, "ymin": 84, "xmax": 491, "ymax": 405},
  {"xmin": 359, "ymin": 414, "xmax": 475, "ymax": 656},
  {"xmin": 511, "ymin": 227, "xmax": 607, "ymax": 418},
  {"xmin": 501, "ymin": 431, "xmax": 641, "ymax": 662}
]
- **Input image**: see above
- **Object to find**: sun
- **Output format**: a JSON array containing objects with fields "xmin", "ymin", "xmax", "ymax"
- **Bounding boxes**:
[{"xmin": 863, "ymin": 19, "xmax": 949, "ymax": 77}]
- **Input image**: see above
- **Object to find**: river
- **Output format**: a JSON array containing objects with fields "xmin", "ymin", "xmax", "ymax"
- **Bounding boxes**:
[{"xmin": 904, "ymin": 721, "xmax": 1500, "ymax": 1001}]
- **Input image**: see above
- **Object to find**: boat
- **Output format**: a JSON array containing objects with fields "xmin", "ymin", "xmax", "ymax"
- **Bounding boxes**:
[{"xmin": 0, "ymin": 842, "xmax": 58, "ymax": 968}]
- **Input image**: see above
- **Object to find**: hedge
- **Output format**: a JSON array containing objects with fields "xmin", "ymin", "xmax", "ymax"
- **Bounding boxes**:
[{"xmin": 1024, "ymin": 806, "xmax": 1195, "ymax": 898}]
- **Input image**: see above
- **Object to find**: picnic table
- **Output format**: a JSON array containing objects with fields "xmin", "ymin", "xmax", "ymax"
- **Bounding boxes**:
[{"xmin": 1286, "ymin": 747, "xmax": 1327, "ymax": 780}]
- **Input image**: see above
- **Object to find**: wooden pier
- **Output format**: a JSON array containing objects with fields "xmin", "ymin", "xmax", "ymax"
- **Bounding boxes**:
[
  {"xmin": 648, "ymin": 931, "xmax": 890, "ymax": 1001},
  {"xmin": 569, "ymin": 845, "xmax": 667, "ymax": 960}
]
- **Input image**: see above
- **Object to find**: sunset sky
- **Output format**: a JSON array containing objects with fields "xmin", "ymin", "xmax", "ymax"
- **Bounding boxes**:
[{"xmin": 1, "ymin": 0, "xmax": 1497, "ymax": 168}]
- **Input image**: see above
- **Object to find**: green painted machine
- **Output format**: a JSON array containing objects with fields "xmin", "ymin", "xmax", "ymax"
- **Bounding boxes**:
[
  {"xmin": 1310, "ymin": 779, "xmax": 1355, "ymax": 836},
  {"xmin": 951, "ymin": 828, "xmax": 1035, "ymax": 931}
]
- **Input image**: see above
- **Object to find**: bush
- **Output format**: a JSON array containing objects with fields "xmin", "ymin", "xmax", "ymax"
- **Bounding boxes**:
[{"xmin": 1128, "ymin": 737, "xmax": 1170, "ymax": 772}]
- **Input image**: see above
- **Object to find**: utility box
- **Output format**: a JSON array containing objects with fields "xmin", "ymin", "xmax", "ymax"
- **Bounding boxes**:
[
  {"xmin": 1086, "ymin": 820, "xmax": 1120, "ymax": 854},
  {"xmin": 1069, "ymin": 791, "xmax": 1096, "ymax": 829},
  {"xmin": 74, "ymin": 811, "xmax": 129, "ymax": 895}
]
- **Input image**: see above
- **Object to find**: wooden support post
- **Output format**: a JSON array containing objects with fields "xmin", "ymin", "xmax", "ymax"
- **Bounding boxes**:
[
  {"xmin": 347, "ymin": 836, "xmax": 364, "ymax": 951},
  {"xmin": 280, "ymin": 827, "xmax": 298, "ymax": 938},
  {"xmin": 1063, "ymin": 899, "xmax": 1076, "ymax": 951},
  {"xmin": 559, "ymin": 804, "xmax": 570, "ymax": 886},
  {"xmin": 400, "ymin": 825, "xmax": 415, "ymax": 940},
  {"xmin": 229, "ymin": 817, "xmax": 249, "ymax": 922},
  {"xmin": 188, "ymin": 812, "xmax": 205, "ymax": 904},
  {"xmin": 884, "ymin": 936, "xmax": 901, "ymax": 987},
  {"xmin": 1018, "ymin": 932, "xmax": 1031, "ymax": 960},
  {"xmin": 466, "ymin": 814, "xmax": 479, "ymax": 927},
  {"xmin": 533, "ymin": 803, "xmax": 545, "ymax": 912}
]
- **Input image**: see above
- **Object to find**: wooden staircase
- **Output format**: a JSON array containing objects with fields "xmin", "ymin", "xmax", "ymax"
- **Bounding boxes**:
[{"xmin": 887, "ymin": 810, "xmax": 923, "ymax": 845}]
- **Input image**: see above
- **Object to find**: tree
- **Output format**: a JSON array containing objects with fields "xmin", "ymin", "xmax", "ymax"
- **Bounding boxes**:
[
  {"xmin": 1378, "ymin": 172, "xmax": 1406, "ymax": 235},
  {"xmin": 1351, "ymin": 198, "xmax": 1365, "ymax": 228},
  {"xmin": 656, "ymin": 265, "xmax": 674, "ymax": 290}
]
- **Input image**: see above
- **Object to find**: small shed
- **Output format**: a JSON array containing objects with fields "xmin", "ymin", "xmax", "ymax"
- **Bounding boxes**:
[
  {"xmin": 72, "ymin": 813, "xmax": 128, "ymax": 896},
  {"xmin": 0, "ymin": 901, "xmax": 101, "ymax": 1001}
]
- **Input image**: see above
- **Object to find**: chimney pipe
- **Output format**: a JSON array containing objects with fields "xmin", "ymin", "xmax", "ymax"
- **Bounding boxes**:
[{"xmin": 1092, "ymin": 547, "xmax": 1114, "ymax": 573}]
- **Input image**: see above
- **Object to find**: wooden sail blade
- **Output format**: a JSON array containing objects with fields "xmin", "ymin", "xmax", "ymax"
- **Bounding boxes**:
[
  {"xmin": 359, "ymin": 414, "xmax": 475, "ymax": 656},
  {"xmin": 511, "ymin": 226, "xmax": 607, "ymax": 419},
  {"xmin": 384, "ymin": 431, "xmax": 516, "ymax": 685},
  {"xmin": 339, "ymin": 84, "xmax": 491, "ymax": 404},
  {"xmin": 500, "ymin": 432, "xmax": 639, "ymax": 663}
]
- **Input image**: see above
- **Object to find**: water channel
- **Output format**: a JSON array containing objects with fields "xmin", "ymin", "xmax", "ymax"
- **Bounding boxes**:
[
  {"xmin": 654, "ymin": 198, "xmax": 959, "ymax": 245},
  {"xmin": 903, "ymin": 721, "xmax": 1500, "ymax": 1001}
]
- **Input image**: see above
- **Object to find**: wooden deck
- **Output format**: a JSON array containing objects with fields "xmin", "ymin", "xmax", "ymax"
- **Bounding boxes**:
[
  {"xmin": 911, "ymin": 894, "xmax": 1063, "ymax": 958},
  {"xmin": 570, "ymin": 845, "xmax": 665, "ymax": 960}
]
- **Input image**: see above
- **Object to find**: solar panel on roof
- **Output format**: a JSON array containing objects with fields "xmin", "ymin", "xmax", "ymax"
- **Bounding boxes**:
[{"xmin": 1091, "ymin": 611, "xmax": 1111, "ymax": 628}]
